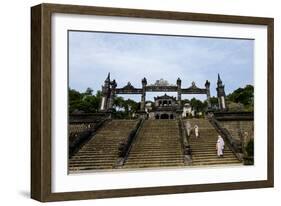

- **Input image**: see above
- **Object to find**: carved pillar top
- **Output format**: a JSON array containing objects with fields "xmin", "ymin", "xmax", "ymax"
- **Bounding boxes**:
[
  {"xmin": 142, "ymin": 77, "xmax": 147, "ymax": 87},
  {"xmin": 177, "ymin": 77, "xmax": 181, "ymax": 88}
]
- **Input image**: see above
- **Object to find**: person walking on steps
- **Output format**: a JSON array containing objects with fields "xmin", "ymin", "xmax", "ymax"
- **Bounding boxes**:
[
  {"xmin": 194, "ymin": 125, "xmax": 199, "ymax": 138},
  {"xmin": 216, "ymin": 135, "xmax": 225, "ymax": 157}
]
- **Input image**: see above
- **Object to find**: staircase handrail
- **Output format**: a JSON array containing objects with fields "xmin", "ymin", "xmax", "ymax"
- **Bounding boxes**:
[
  {"xmin": 207, "ymin": 115, "xmax": 243, "ymax": 161},
  {"xmin": 178, "ymin": 119, "xmax": 192, "ymax": 164},
  {"xmin": 178, "ymin": 119, "xmax": 189, "ymax": 147},
  {"xmin": 116, "ymin": 118, "xmax": 144, "ymax": 164}
]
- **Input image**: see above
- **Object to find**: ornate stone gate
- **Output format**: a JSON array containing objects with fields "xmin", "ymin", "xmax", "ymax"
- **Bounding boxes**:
[{"xmin": 99, "ymin": 73, "xmax": 214, "ymax": 113}]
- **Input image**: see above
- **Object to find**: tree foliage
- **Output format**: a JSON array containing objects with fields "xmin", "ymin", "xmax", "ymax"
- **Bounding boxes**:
[
  {"xmin": 68, "ymin": 84, "xmax": 254, "ymax": 114},
  {"xmin": 113, "ymin": 96, "xmax": 139, "ymax": 118},
  {"xmin": 69, "ymin": 88, "xmax": 101, "ymax": 113},
  {"xmin": 227, "ymin": 85, "xmax": 254, "ymax": 111},
  {"xmin": 227, "ymin": 85, "xmax": 253, "ymax": 105},
  {"xmin": 245, "ymin": 139, "xmax": 254, "ymax": 157},
  {"xmin": 189, "ymin": 98, "xmax": 208, "ymax": 112}
]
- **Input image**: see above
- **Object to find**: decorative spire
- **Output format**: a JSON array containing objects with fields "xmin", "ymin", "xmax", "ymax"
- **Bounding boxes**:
[
  {"xmin": 105, "ymin": 72, "xmax": 110, "ymax": 83},
  {"xmin": 217, "ymin": 73, "xmax": 222, "ymax": 84}
]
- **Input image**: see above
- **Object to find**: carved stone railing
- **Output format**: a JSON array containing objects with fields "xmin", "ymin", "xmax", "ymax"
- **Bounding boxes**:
[
  {"xmin": 178, "ymin": 119, "xmax": 192, "ymax": 165},
  {"xmin": 68, "ymin": 118, "xmax": 110, "ymax": 158},
  {"xmin": 115, "ymin": 118, "xmax": 144, "ymax": 167},
  {"xmin": 208, "ymin": 116, "xmax": 243, "ymax": 161}
]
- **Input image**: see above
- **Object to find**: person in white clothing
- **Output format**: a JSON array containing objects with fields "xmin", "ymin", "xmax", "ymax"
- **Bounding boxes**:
[
  {"xmin": 185, "ymin": 121, "xmax": 191, "ymax": 137},
  {"xmin": 216, "ymin": 135, "xmax": 225, "ymax": 157},
  {"xmin": 194, "ymin": 125, "xmax": 199, "ymax": 138}
]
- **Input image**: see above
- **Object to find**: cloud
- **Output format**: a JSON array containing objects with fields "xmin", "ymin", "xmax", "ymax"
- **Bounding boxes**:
[{"xmin": 69, "ymin": 31, "xmax": 253, "ymax": 101}]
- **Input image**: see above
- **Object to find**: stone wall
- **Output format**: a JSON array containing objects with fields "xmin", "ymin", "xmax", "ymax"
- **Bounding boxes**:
[
  {"xmin": 219, "ymin": 120, "xmax": 254, "ymax": 143},
  {"xmin": 69, "ymin": 123, "xmax": 97, "ymax": 145}
]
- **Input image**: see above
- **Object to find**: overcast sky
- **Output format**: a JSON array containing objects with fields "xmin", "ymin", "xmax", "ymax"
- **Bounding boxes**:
[{"xmin": 68, "ymin": 31, "xmax": 253, "ymax": 101}]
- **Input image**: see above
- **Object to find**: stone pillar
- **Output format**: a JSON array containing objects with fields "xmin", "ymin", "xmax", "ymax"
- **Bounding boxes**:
[
  {"xmin": 141, "ymin": 93, "xmax": 146, "ymax": 111},
  {"xmin": 216, "ymin": 74, "xmax": 227, "ymax": 110},
  {"xmin": 205, "ymin": 80, "xmax": 211, "ymax": 108},
  {"xmin": 100, "ymin": 73, "xmax": 111, "ymax": 111},
  {"xmin": 140, "ymin": 78, "xmax": 147, "ymax": 111},
  {"xmin": 177, "ymin": 78, "xmax": 182, "ymax": 107},
  {"xmin": 108, "ymin": 79, "xmax": 117, "ymax": 110},
  {"xmin": 100, "ymin": 96, "xmax": 106, "ymax": 111}
]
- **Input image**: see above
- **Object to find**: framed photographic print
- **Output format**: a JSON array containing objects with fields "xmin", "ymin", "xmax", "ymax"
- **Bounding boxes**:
[{"xmin": 31, "ymin": 3, "xmax": 274, "ymax": 202}]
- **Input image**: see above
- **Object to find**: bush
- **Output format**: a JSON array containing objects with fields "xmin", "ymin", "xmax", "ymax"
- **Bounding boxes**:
[
  {"xmin": 243, "ymin": 139, "xmax": 254, "ymax": 165},
  {"xmin": 245, "ymin": 139, "xmax": 254, "ymax": 157}
]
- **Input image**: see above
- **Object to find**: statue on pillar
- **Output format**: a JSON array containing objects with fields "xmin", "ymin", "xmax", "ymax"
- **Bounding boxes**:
[
  {"xmin": 140, "ymin": 78, "xmax": 147, "ymax": 111},
  {"xmin": 205, "ymin": 80, "xmax": 211, "ymax": 109},
  {"xmin": 177, "ymin": 77, "xmax": 182, "ymax": 107},
  {"xmin": 108, "ymin": 79, "xmax": 117, "ymax": 111}
]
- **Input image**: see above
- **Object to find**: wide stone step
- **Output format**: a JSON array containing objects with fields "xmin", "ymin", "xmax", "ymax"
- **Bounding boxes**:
[
  {"xmin": 80, "ymin": 148, "xmax": 119, "ymax": 151},
  {"xmin": 192, "ymin": 160, "xmax": 241, "ymax": 166},
  {"xmin": 75, "ymin": 152, "xmax": 118, "ymax": 156},
  {"xmin": 70, "ymin": 155, "xmax": 119, "ymax": 160},
  {"xmin": 127, "ymin": 154, "xmax": 183, "ymax": 158},
  {"xmin": 191, "ymin": 148, "xmax": 232, "ymax": 152},
  {"xmin": 126, "ymin": 160, "xmax": 184, "ymax": 166},
  {"xmin": 124, "ymin": 162, "xmax": 185, "ymax": 168},
  {"xmin": 190, "ymin": 147, "xmax": 232, "ymax": 151},
  {"xmin": 131, "ymin": 146, "xmax": 182, "ymax": 150},
  {"xmin": 189, "ymin": 142, "xmax": 226, "ymax": 146},
  {"xmin": 69, "ymin": 159, "xmax": 117, "ymax": 163},
  {"xmin": 125, "ymin": 162, "xmax": 184, "ymax": 167},
  {"xmin": 130, "ymin": 149, "xmax": 182, "ymax": 153},
  {"xmin": 69, "ymin": 166, "xmax": 113, "ymax": 170},
  {"xmin": 192, "ymin": 156, "xmax": 238, "ymax": 161},
  {"xmin": 129, "ymin": 151, "xmax": 183, "ymax": 155},
  {"xmin": 191, "ymin": 151, "xmax": 232, "ymax": 155},
  {"xmin": 192, "ymin": 155, "xmax": 238, "ymax": 160},
  {"xmin": 69, "ymin": 162, "xmax": 115, "ymax": 167}
]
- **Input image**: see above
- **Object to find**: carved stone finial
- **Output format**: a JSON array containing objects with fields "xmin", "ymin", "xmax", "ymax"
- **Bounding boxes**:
[
  {"xmin": 205, "ymin": 80, "xmax": 210, "ymax": 87},
  {"xmin": 217, "ymin": 73, "xmax": 222, "ymax": 84},
  {"xmin": 142, "ymin": 77, "xmax": 147, "ymax": 85}
]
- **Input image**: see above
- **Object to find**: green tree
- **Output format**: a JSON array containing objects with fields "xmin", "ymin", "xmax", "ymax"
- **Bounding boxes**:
[
  {"xmin": 227, "ymin": 85, "xmax": 254, "ymax": 111},
  {"xmin": 114, "ymin": 96, "xmax": 126, "ymax": 109},
  {"xmin": 190, "ymin": 98, "xmax": 207, "ymax": 112},
  {"xmin": 209, "ymin": 96, "xmax": 218, "ymax": 107},
  {"xmin": 69, "ymin": 88, "xmax": 82, "ymax": 102},
  {"xmin": 84, "ymin": 87, "xmax": 93, "ymax": 95},
  {"xmin": 68, "ymin": 88, "xmax": 102, "ymax": 113}
]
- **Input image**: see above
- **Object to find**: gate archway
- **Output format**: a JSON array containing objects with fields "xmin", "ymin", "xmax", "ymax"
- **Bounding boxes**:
[{"xmin": 99, "ymin": 74, "xmax": 212, "ymax": 112}]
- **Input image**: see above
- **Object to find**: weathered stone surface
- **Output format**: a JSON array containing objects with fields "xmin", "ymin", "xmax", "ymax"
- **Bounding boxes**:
[
  {"xmin": 69, "ymin": 118, "xmax": 243, "ymax": 172},
  {"xmin": 124, "ymin": 120, "xmax": 185, "ymax": 169},
  {"xmin": 186, "ymin": 119, "xmax": 241, "ymax": 166},
  {"xmin": 219, "ymin": 120, "xmax": 254, "ymax": 142},
  {"xmin": 69, "ymin": 120, "xmax": 138, "ymax": 172}
]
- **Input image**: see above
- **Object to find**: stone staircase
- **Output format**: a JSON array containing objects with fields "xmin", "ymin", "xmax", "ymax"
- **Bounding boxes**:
[
  {"xmin": 123, "ymin": 120, "xmax": 185, "ymax": 169},
  {"xmin": 68, "ymin": 119, "xmax": 138, "ymax": 172},
  {"xmin": 186, "ymin": 119, "xmax": 241, "ymax": 166}
]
